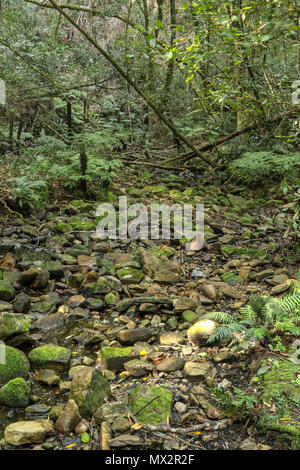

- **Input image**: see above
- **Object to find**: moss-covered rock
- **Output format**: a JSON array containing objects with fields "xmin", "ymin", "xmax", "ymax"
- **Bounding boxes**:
[
  {"xmin": 129, "ymin": 384, "xmax": 173, "ymax": 425},
  {"xmin": 116, "ymin": 267, "xmax": 144, "ymax": 284},
  {"xmin": 104, "ymin": 292, "xmax": 119, "ymax": 307},
  {"xmin": 56, "ymin": 222, "xmax": 72, "ymax": 233},
  {"xmin": 101, "ymin": 347, "xmax": 139, "ymax": 370},
  {"xmin": 221, "ymin": 272, "xmax": 244, "ymax": 284},
  {"xmin": 0, "ymin": 377, "xmax": 30, "ymax": 407},
  {"xmin": 0, "ymin": 280, "xmax": 15, "ymax": 301},
  {"xmin": 221, "ymin": 245, "xmax": 266, "ymax": 260},
  {"xmin": 68, "ymin": 273, "xmax": 85, "ymax": 288},
  {"xmin": 70, "ymin": 200, "xmax": 95, "ymax": 212},
  {"xmin": 69, "ymin": 367, "xmax": 110, "ymax": 419},
  {"xmin": 257, "ymin": 359, "xmax": 300, "ymax": 449},
  {"xmin": 70, "ymin": 217, "xmax": 96, "ymax": 232},
  {"xmin": 0, "ymin": 312, "xmax": 31, "ymax": 340},
  {"xmin": 0, "ymin": 346, "xmax": 30, "ymax": 385},
  {"xmin": 43, "ymin": 260, "xmax": 64, "ymax": 279},
  {"xmin": 28, "ymin": 344, "xmax": 72, "ymax": 370}
]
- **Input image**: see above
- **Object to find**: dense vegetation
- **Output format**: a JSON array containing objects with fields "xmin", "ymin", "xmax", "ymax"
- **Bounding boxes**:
[{"xmin": 0, "ymin": 0, "xmax": 299, "ymax": 453}]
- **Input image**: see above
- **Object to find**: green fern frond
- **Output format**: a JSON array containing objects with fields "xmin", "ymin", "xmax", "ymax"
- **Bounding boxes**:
[
  {"xmin": 202, "ymin": 311, "xmax": 234, "ymax": 324},
  {"xmin": 279, "ymin": 289, "xmax": 300, "ymax": 314},
  {"xmin": 206, "ymin": 323, "xmax": 245, "ymax": 344}
]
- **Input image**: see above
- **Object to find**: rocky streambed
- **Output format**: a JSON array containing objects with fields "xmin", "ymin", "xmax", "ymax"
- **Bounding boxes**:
[{"xmin": 0, "ymin": 191, "xmax": 299, "ymax": 451}]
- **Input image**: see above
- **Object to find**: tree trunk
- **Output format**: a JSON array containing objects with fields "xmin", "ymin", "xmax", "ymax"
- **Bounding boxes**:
[
  {"xmin": 9, "ymin": 114, "xmax": 14, "ymax": 151},
  {"xmin": 66, "ymin": 100, "xmax": 72, "ymax": 143},
  {"xmin": 16, "ymin": 118, "xmax": 24, "ymax": 150}
]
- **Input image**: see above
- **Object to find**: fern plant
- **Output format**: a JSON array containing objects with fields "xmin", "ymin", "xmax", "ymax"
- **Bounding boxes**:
[
  {"xmin": 204, "ymin": 288, "xmax": 300, "ymax": 345},
  {"xmin": 201, "ymin": 311, "xmax": 246, "ymax": 344},
  {"xmin": 8, "ymin": 176, "xmax": 48, "ymax": 210},
  {"xmin": 230, "ymin": 151, "xmax": 300, "ymax": 181}
]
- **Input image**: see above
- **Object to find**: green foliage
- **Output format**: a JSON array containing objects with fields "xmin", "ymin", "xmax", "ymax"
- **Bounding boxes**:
[
  {"xmin": 230, "ymin": 152, "xmax": 300, "ymax": 182},
  {"xmin": 201, "ymin": 311, "xmax": 246, "ymax": 344},
  {"xmin": 212, "ymin": 387, "xmax": 257, "ymax": 420},
  {"xmin": 204, "ymin": 288, "xmax": 300, "ymax": 346},
  {"xmin": 8, "ymin": 176, "xmax": 48, "ymax": 210}
]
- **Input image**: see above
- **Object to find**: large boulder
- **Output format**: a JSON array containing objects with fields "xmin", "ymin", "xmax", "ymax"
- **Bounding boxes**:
[
  {"xmin": 4, "ymin": 420, "xmax": 53, "ymax": 446},
  {"xmin": 0, "ymin": 345, "xmax": 30, "ymax": 385},
  {"xmin": 0, "ymin": 377, "xmax": 30, "ymax": 408},
  {"xmin": 69, "ymin": 367, "xmax": 110, "ymax": 418},
  {"xmin": 28, "ymin": 344, "xmax": 72, "ymax": 370},
  {"xmin": 0, "ymin": 312, "xmax": 31, "ymax": 340}
]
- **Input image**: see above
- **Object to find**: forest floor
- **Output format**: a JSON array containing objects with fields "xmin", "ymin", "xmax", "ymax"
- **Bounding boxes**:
[{"xmin": 0, "ymin": 154, "xmax": 299, "ymax": 451}]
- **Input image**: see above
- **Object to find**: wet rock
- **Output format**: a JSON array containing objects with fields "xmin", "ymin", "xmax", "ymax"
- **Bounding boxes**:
[
  {"xmin": 0, "ymin": 301, "xmax": 13, "ymax": 312},
  {"xmin": 85, "ymin": 297, "xmax": 105, "ymax": 311},
  {"xmin": 73, "ymin": 329, "xmax": 105, "ymax": 346},
  {"xmin": 95, "ymin": 401, "xmax": 128, "ymax": 425},
  {"xmin": 270, "ymin": 283, "xmax": 290, "ymax": 295},
  {"xmin": 129, "ymin": 384, "xmax": 173, "ymax": 425},
  {"xmin": 31, "ymin": 312, "xmax": 65, "ymax": 333},
  {"xmin": 124, "ymin": 359, "xmax": 152, "ymax": 377},
  {"xmin": 100, "ymin": 347, "xmax": 140, "ymax": 371},
  {"xmin": 68, "ymin": 273, "xmax": 85, "ymax": 288},
  {"xmin": 201, "ymin": 284, "xmax": 217, "ymax": 301},
  {"xmin": 153, "ymin": 270, "xmax": 183, "ymax": 283},
  {"xmin": 108, "ymin": 434, "xmax": 143, "ymax": 448},
  {"xmin": 0, "ymin": 280, "xmax": 15, "ymax": 300},
  {"xmin": 0, "ymin": 345, "xmax": 30, "ymax": 384},
  {"xmin": 28, "ymin": 344, "xmax": 72, "ymax": 370},
  {"xmin": 111, "ymin": 417, "xmax": 131, "ymax": 433},
  {"xmin": 173, "ymin": 297, "xmax": 197, "ymax": 312},
  {"xmin": 68, "ymin": 365, "xmax": 90, "ymax": 379},
  {"xmin": 55, "ymin": 399, "xmax": 81, "ymax": 433},
  {"xmin": 0, "ymin": 312, "xmax": 31, "ymax": 340},
  {"xmin": 182, "ymin": 310, "xmax": 199, "ymax": 323},
  {"xmin": 255, "ymin": 269, "xmax": 274, "ymax": 282},
  {"xmin": 4, "ymin": 419, "xmax": 53, "ymax": 446},
  {"xmin": 219, "ymin": 285, "xmax": 242, "ymax": 299},
  {"xmin": 213, "ymin": 351, "xmax": 233, "ymax": 363},
  {"xmin": 117, "ymin": 328, "xmax": 154, "ymax": 345},
  {"xmin": 75, "ymin": 421, "xmax": 89, "ymax": 434},
  {"xmin": 184, "ymin": 362, "xmax": 214, "ymax": 382},
  {"xmin": 0, "ymin": 377, "xmax": 30, "ymax": 407},
  {"xmin": 116, "ymin": 267, "xmax": 144, "ymax": 284},
  {"xmin": 13, "ymin": 293, "xmax": 31, "ymax": 313},
  {"xmin": 31, "ymin": 270, "xmax": 50, "ymax": 289},
  {"xmin": 116, "ymin": 298, "xmax": 134, "ymax": 312},
  {"xmin": 159, "ymin": 332, "xmax": 185, "ymax": 345},
  {"xmin": 156, "ymin": 356, "xmax": 185, "ymax": 372},
  {"xmin": 25, "ymin": 403, "xmax": 50, "ymax": 414},
  {"xmin": 49, "ymin": 405, "xmax": 64, "ymax": 421},
  {"xmin": 19, "ymin": 268, "xmax": 39, "ymax": 286},
  {"xmin": 43, "ymin": 260, "xmax": 64, "ymax": 279},
  {"xmin": 35, "ymin": 369, "xmax": 60, "ymax": 386},
  {"xmin": 69, "ymin": 367, "xmax": 110, "ymax": 418},
  {"xmin": 266, "ymin": 274, "xmax": 289, "ymax": 285}
]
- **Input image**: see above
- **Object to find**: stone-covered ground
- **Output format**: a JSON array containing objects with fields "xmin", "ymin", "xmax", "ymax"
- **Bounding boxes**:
[{"xmin": 0, "ymin": 167, "xmax": 299, "ymax": 450}]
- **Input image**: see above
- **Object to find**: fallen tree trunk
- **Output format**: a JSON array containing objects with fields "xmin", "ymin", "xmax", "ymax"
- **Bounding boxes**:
[{"xmin": 165, "ymin": 107, "xmax": 299, "ymax": 164}]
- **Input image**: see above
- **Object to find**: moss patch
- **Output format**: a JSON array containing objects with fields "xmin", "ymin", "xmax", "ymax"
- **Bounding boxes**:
[
  {"xmin": 0, "ymin": 346, "xmax": 30, "ymax": 385},
  {"xmin": 129, "ymin": 384, "xmax": 173, "ymax": 425},
  {"xmin": 0, "ymin": 378, "xmax": 30, "ymax": 408},
  {"xmin": 28, "ymin": 344, "xmax": 72, "ymax": 370}
]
